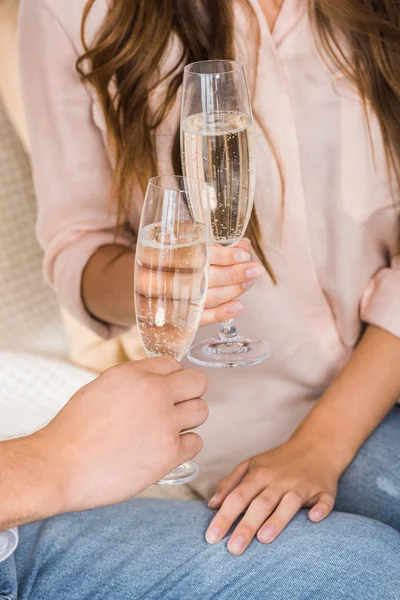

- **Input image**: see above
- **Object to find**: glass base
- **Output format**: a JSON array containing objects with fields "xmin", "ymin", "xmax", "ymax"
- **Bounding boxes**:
[
  {"xmin": 188, "ymin": 335, "xmax": 271, "ymax": 368},
  {"xmin": 157, "ymin": 461, "xmax": 199, "ymax": 486}
]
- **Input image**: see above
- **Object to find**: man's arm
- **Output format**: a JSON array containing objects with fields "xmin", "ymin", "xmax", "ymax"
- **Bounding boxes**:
[
  {"xmin": 0, "ymin": 357, "xmax": 207, "ymax": 531},
  {"xmin": 0, "ymin": 435, "xmax": 64, "ymax": 531}
]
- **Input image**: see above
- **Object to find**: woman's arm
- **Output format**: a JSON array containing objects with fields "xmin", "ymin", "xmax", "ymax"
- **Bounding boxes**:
[
  {"xmin": 293, "ymin": 325, "xmax": 400, "ymax": 470},
  {"xmin": 205, "ymin": 324, "xmax": 400, "ymax": 555},
  {"xmin": 82, "ymin": 245, "xmax": 136, "ymax": 327},
  {"xmin": 20, "ymin": 0, "xmax": 261, "ymax": 335}
]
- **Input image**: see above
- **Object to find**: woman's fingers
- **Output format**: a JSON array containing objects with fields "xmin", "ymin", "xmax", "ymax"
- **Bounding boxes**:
[
  {"xmin": 200, "ymin": 301, "xmax": 243, "ymax": 325},
  {"xmin": 135, "ymin": 267, "xmax": 201, "ymax": 299},
  {"xmin": 136, "ymin": 240, "xmax": 207, "ymax": 297},
  {"xmin": 236, "ymin": 238, "xmax": 251, "ymax": 252},
  {"xmin": 256, "ymin": 490, "xmax": 304, "ymax": 546},
  {"xmin": 209, "ymin": 240, "xmax": 251, "ymax": 266},
  {"xmin": 308, "ymin": 492, "xmax": 335, "ymax": 522},
  {"xmin": 205, "ymin": 476, "xmax": 264, "ymax": 545},
  {"xmin": 135, "ymin": 239, "xmax": 259, "ymax": 329},
  {"xmin": 205, "ymin": 280, "xmax": 257, "ymax": 308},
  {"xmin": 208, "ymin": 462, "xmax": 250, "ymax": 509},
  {"xmin": 209, "ymin": 263, "xmax": 263, "ymax": 288},
  {"xmin": 227, "ymin": 488, "xmax": 284, "ymax": 555},
  {"xmin": 200, "ymin": 240, "xmax": 261, "ymax": 325}
]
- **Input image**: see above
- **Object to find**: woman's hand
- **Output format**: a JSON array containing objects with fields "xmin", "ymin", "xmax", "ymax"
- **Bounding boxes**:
[
  {"xmin": 205, "ymin": 435, "xmax": 344, "ymax": 555},
  {"xmin": 201, "ymin": 239, "xmax": 264, "ymax": 326}
]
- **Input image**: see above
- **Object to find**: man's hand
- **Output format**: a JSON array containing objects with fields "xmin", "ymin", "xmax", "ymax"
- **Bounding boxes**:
[{"xmin": 0, "ymin": 357, "xmax": 208, "ymax": 529}]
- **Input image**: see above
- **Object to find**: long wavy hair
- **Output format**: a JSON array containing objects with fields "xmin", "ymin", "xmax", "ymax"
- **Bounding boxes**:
[{"xmin": 77, "ymin": 1, "xmax": 400, "ymax": 277}]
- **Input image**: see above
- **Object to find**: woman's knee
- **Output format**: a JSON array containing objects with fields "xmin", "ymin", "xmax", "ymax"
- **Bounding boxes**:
[
  {"xmin": 290, "ymin": 512, "xmax": 400, "ymax": 598},
  {"xmin": 336, "ymin": 408, "xmax": 400, "ymax": 531},
  {"xmin": 239, "ymin": 512, "xmax": 400, "ymax": 599},
  {"xmin": 179, "ymin": 512, "xmax": 400, "ymax": 599}
]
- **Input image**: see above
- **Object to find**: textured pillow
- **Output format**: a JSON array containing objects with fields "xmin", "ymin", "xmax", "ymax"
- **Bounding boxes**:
[{"xmin": 0, "ymin": 99, "xmax": 67, "ymax": 357}]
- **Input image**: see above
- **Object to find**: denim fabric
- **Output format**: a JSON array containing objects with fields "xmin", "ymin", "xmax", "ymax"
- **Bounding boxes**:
[{"xmin": 1, "ymin": 407, "xmax": 400, "ymax": 600}]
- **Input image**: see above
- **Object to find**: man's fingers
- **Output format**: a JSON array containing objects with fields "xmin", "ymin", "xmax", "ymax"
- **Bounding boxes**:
[
  {"xmin": 178, "ymin": 432, "xmax": 204, "ymax": 463},
  {"xmin": 132, "ymin": 356, "xmax": 183, "ymax": 376},
  {"xmin": 168, "ymin": 369, "xmax": 208, "ymax": 404},
  {"xmin": 174, "ymin": 397, "xmax": 209, "ymax": 432}
]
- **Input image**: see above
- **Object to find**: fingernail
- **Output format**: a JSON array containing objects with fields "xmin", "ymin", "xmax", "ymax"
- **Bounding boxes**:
[
  {"xmin": 242, "ymin": 238, "xmax": 251, "ymax": 245},
  {"xmin": 227, "ymin": 301, "xmax": 243, "ymax": 315},
  {"xmin": 234, "ymin": 250, "xmax": 251, "ymax": 263},
  {"xmin": 206, "ymin": 528, "xmax": 222, "ymax": 545},
  {"xmin": 259, "ymin": 524, "xmax": 275, "ymax": 544},
  {"xmin": 228, "ymin": 536, "xmax": 246, "ymax": 555},
  {"xmin": 245, "ymin": 265, "xmax": 264, "ymax": 279},
  {"xmin": 242, "ymin": 280, "xmax": 256, "ymax": 291},
  {"xmin": 208, "ymin": 494, "xmax": 221, "ymax": 508},
  {"xmin": 310, "ymin": 509, "xmax": 323, "ymax": 522}
]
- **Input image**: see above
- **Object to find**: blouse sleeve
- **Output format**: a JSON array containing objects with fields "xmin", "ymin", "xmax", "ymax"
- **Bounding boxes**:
[
  {"xmin": 19, "ymin": 0, "xmax": 133, "ymax": 340},
  {"xmin": 361, "ymin": 255, "xmax": 400, "ymax": 339}
]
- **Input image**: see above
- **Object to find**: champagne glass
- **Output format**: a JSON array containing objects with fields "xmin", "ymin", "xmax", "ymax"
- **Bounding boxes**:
[
  {"xmin": 134, "ymin": 175, "xmax": 210, "ymax": 485},
  {"xmin": 181, "ymin": 60, "xmax": 271, "ymax": 368}
]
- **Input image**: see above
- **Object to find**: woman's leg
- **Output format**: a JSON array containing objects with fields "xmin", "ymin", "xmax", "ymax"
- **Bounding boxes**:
[
  {"xmin": 335, "ymin": 406, "xmax": 400, "ymax": 530},
  {"xmin": 12, "ymin": 498, "xmax": 400, "ymax": 600}
]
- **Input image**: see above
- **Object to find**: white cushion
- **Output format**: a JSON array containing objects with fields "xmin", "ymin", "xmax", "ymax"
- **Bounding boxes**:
[{"xmin": 0, "ymin": 351, "xmax": 94, "ymax": 440}]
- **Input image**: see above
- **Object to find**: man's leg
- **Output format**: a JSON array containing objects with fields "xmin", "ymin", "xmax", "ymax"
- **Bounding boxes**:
[
  {"xmin": 11, "ymin": 498, "xmax": 400, "ymax": 600},
  {"xmin": 336, "ymin": 406, "xmax": 400, "ymax": 531}
]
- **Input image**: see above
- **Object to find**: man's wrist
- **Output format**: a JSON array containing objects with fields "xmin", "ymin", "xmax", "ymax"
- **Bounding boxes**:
[{"xmin": 0, "ymin": 432, "xmax": 67, "ymax": 530}]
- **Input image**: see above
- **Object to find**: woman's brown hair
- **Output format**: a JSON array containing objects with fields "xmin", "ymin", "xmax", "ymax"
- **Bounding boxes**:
[{"xmin": 77, "ymin": 0, "xmax": 400, "ymax": 275}]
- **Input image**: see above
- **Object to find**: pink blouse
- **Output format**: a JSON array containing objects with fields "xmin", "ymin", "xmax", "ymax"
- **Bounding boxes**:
[{"xmin": 20, "ymin": 0, "xmax": 400, "ymax": 498}]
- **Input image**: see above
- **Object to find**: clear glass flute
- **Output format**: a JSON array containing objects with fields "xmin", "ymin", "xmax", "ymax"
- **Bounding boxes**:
[
  {"xmin": 181, "ymin": 59, "xmax": 271, "ymax": 368},
  {"xmin": 134, "ymin": 175, "xmax": 210, "ymax": 485}
]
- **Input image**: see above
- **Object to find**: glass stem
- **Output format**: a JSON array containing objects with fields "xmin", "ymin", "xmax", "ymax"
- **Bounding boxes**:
[{"xmin": 218, "ymin": 319, "xmax": 241, "ymax": 342}]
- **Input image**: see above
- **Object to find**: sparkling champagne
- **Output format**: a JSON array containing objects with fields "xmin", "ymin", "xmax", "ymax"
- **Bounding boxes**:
[
  {"xmin": 135, "ymin": 222, "xmax": 208, "ymax": 361},
  {"xmin": 182, "ymin": 111, "xmax": 255, "ymax": 246}
]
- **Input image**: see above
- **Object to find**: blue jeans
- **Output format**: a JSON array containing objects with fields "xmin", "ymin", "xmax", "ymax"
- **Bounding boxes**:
[{"xmin": 2, "ymin": 408, "xmax": 400, "ymax": 599}]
